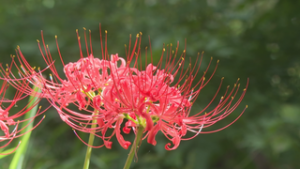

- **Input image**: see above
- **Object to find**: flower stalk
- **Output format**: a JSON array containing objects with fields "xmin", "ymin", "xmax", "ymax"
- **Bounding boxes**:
[
  {"xmin": 123, "ymin": 125, "xmax": 145, "ymax": 169},
  {"xmin": 9, "ymin": 86, "xmax": 41, "ymax": 169},
  {"xmin": 82, "ymin": 112, "xmax": 98, "ymax": 169}
]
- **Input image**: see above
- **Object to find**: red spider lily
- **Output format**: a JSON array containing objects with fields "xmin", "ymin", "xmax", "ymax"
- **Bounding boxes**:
[
  {"xmin": 0, "ymin": 25, "xmax": 248, "ymax": 150},
  {"xmin": 0, "ymin": 78, "xmax": 45, "ymax": 155},
  {"xmin": 97, "ymin": 48, "xmax": 248, "ymax": 150}
]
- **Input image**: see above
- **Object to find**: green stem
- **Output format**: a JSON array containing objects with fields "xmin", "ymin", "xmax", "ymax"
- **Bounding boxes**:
[
  {"xmin": 82, "ymin": 113, "xmax": 98, "ymax": 169},
  {"xmin": 9, "ymin": 86, "xmax": 41, "ymax": 169},
  {"xmin": 123, "ymin": 126, "xmax": 145, "ymax": 169}
]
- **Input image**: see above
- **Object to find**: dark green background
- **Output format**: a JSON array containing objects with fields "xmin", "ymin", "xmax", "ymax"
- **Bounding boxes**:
[{"xmin": 1, "ymin": 0, "xmax": 300, "ymax": 168}]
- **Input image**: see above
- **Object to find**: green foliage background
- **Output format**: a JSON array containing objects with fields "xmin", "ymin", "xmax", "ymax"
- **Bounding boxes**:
[{"xmin": 1, "ymin": 0, "xmax": 300, "ymax": 168}]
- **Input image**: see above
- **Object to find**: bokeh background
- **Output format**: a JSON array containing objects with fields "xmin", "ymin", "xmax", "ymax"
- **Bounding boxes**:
[{"xmin": 1, "ymin": 0, "xmax": 300, "ymax": 169}]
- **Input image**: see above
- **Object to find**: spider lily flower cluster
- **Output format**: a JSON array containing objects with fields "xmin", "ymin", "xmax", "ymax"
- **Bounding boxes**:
[
  {"xmin": 0, "ymin": 27, "xmax": 248, "ymax": 151},
  {"xmin": 0, "ymin": 72, "xmax": 45, "ymax": 155}
]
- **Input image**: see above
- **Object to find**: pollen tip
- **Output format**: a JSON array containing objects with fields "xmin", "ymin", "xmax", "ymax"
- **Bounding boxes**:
[
  {"xmin": 39, "ymin": 106, "xmax": 42, "ymax": 109},
  {"xmin": 83, "ymin": 27, "xmax": 86, "ymax": 30},
  {"xmin": 170, "ymin": 43, "xmax": 173, "ymax": 46},
  {"xmin": 105, "ymin": 30, "xmax": 107, "ymax": 34},
  {"xmin": 76, "ymin": 29, "xmax": 78, "ymax": 32},
  {"xmin": 136, "ymin": 33, "xmax": 139, "ymax": 38},
  {"xmin": 163, "ymin": 48, "xmax": 165, "ymax": 51},
  {"xmin": 183, "ymin": 49, "xmax": 186, "ymax": 53},
  {"xmin": 36, "ymin": 39, "xmax": 40, "ymax": 43},
  {"xmin": 210, "ymin": 56, "xmax": 213, "ymax": 60},
  {"xmin": 246, "ymin": 105, "xmax": 248, "ymax": 108},
  {"xmin": 139, "ymin": 32, "xmax": 142, "ymax": 35},
  {"xmin": 217, "ymin": 60, "xmax": 220, "ymax": 63},
  {"xmin": 221, "ymin": 77, "xmax": 224, "ymax": 80},
  {"xmin": 55, "ymin": 35, "xmax": 57, "ymax": 39},
  {"xmin": 89, "ymin": 29, "xmax": 91, "ymax": 32},
  {"xmin": 238, "ymin": 78, "xmax": 240, "ymax": 81}
]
